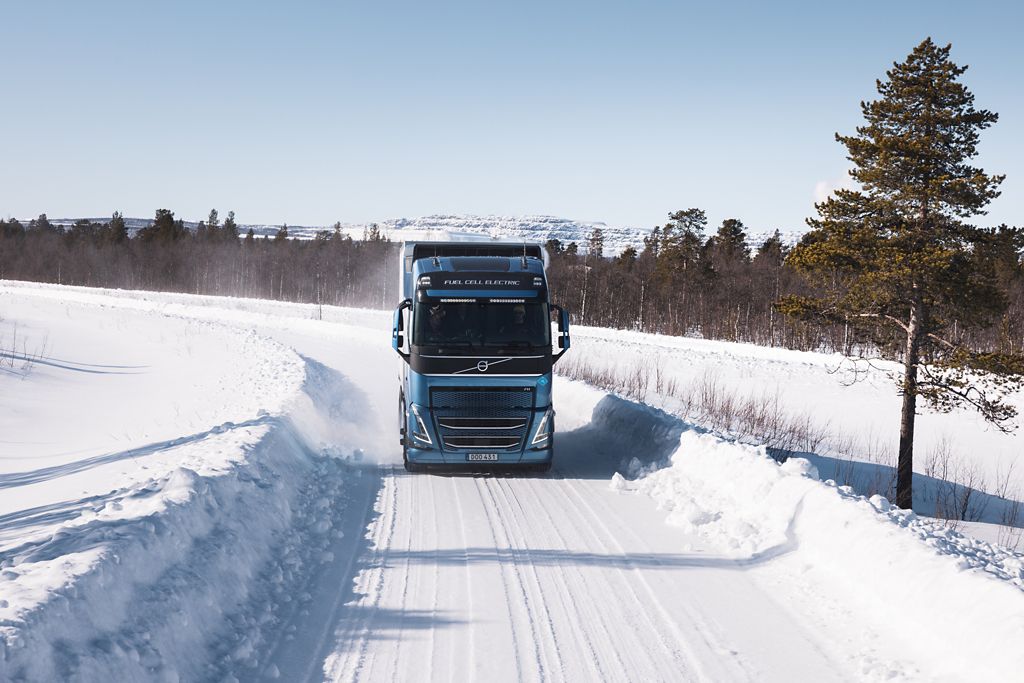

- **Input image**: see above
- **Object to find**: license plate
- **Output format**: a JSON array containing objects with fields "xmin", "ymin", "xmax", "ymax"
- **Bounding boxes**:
[{"xmin": 467, "ymin": 453, "xmax": 499, "ymax": 462}]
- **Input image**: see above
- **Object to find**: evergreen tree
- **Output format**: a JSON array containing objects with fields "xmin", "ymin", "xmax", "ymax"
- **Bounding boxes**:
[
  {"xmin": 779, "ymin": 38, "xmax": 1022, "ymax": 509},
  {"xmin": 275, "ymin": 223, "xmax": 289, "ymax": 242},
  {"xmin": 223, "ymin": 210, "xmax": 239, "ymax": 242},
  {"xmin": 658, "ymin": 208, "xmax": 706, "ymax": 278},
  {"xmin": 207, "ymin": 208, "xmax": 220, "ymax": 239},
  {"xmin": 2, "ymin": 218, "xmax": 25, "ymax": 240},
  {"xmin": 757, "ymin": 230, "xmax": 785, "ymax": 261},
  {"xmin": 587, "ymin": 227, "xmax": 605, "ymax": 259},
  {"xmin": 138, "ymin": 209, "xmax": 185, "ymax": 243},
  {"xmin": 709, "ymin": 218, "xmax": 750, "ymax": 261},
  {"xmin": 642, "ymin": 225, "xmax": 662, "ymax": 258},
  {"xmin": 617, "ymin": 245, "xmax": 638, "ymax": 269},
  {"xmin": 109, "ymin": 211, "xmax": 127, "ymax": 244},
  {"xmin": 29, "ymin": 213, "xmax": 58, "ymax": 234}
]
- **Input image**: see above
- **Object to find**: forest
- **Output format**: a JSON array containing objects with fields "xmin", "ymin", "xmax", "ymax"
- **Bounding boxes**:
[{"xmin": 1, "ymin": 207, "xmax": 1021, "ymax": 357}]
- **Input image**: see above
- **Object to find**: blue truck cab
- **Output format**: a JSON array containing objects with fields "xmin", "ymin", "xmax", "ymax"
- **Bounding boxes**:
[{"xmin": 391, "ymin": 241, "xmax": 570, "ymax": 472}]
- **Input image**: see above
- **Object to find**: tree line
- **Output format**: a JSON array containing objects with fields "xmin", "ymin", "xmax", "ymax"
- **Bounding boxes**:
[
  {"xmin": 1, "ymin": 206, "xmax": 1020, "ymax": 358},
  {"xmin": 0, "ymin": 210, "xmax": 401, "ymax": 310},
  {"xmin": 546, "ymin": 214, "xmax": 1023, "ymax": 357}
]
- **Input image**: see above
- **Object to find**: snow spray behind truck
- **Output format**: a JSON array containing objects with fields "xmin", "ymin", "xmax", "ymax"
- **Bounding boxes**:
[{"xmin": 391, "ymin": 242, "xmax": 571, "ymax": 471}]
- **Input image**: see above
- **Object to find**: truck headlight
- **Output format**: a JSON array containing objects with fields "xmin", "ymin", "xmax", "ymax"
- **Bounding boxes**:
[
  {"xmin": 531, "ymin": 409, "xmax": 553, "ymax": 447},
  {"xmin": 409, "ymin": 403, "xmax": 432, "ymax": 446}
]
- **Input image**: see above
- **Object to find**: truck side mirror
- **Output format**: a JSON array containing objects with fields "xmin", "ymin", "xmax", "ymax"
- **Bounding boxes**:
[
  {"xmin": 551, "ymin": 305, "xmax": 571, "ymax": 362},
  {"xmin": 392, "ymin": 299, "xmax": 412, "ymax": 361}
]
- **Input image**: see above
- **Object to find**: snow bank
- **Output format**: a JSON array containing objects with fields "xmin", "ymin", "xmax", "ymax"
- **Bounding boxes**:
[
  {"xmin": 560, "ymin": 380, "xmax": 1024, "ymax": 681},
  {"xmin": 0, "ymin": 348, "xmax": 369, "ymax": 681}
]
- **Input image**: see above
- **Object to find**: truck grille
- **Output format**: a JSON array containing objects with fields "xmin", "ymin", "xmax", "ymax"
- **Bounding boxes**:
[{"xmin": 431, "ymin": 387, "xmax": 535, "ymax": 451}]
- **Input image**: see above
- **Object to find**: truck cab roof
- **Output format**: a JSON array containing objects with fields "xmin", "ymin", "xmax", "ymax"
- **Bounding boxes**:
[{"xmin": 400, "ymin": 241, "xmax": 548, "ymax": 301}]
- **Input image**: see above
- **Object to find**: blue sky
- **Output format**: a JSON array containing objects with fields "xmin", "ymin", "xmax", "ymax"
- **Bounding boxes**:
[{"xmin": 2, "ymin": 1, "xmax": 1022, "ymax": 235}]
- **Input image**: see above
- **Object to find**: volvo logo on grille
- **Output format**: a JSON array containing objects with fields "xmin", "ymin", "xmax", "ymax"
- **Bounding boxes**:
[{"xmin": 454, "ymin": 357, "xmax": 515, "ymax": 375}]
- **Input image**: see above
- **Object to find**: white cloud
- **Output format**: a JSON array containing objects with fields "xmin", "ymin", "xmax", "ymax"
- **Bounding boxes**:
[{"xmin": 813, "ymin": 173, "xmax": 856, "ymax": 203}]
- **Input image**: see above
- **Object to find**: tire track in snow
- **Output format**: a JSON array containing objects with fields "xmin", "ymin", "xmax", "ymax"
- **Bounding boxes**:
[
  {"xmin": 554, "ymin": 473, "xmax": 843, "ymax": 682},
  {"xmin": 494, "ymin": 475, "xmax": 621, "ymax": 681},
  {"xmin": 450, "ymin": 475, "xmax": 474, "ymax": 680},
  {"xmin": 471, "ymin": 476, "xmax": 527, "ymax": 681},
  {"xmin": 542, "ymin": 474, "xmax": 698, "ymax": 678},
  {"xmin": 556, "ymin": 474, "xmax": 725, "ymax": 681},
  {"xmin": 424, "ymin": 471, "xmax": 440, "ymax": 682},
  {"xmin": 486, "ymin": 476, "xmax": 567, "ymax": 683},
  {"xmin": 325, "ymin": 466, "xmax": 401, "ymax": 682},
  {"xmin": 506, "ymin": 476, "xmax": 629, "ymax": 680},
  {"xmin": 384, "ymin": 470, "xmax": 418, "ymax": 683}
]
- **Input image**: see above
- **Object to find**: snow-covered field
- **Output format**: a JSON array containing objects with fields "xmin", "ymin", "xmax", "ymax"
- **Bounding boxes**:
[
  {"xmin": 568, "ymin": 327, "xmax": 1024, "ymax": 536},
  {"xmin": 1, "ymin": 281, "xmax": 1022, "ymax": 681}
]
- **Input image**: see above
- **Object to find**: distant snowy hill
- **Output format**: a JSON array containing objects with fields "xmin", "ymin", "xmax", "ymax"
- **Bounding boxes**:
[{"xmin": 41, "ymin": 214, "xmax": 805, "ymax": 255}]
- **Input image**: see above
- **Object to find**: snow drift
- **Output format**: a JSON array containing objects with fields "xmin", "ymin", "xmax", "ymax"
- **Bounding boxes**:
[
  {"xmin": 0, "ymin": 350, "xmax": 370, "ymax": 681},
  {"xmin": 558, "ymin": 380, "xmax": 1024, "ymax": 681}
]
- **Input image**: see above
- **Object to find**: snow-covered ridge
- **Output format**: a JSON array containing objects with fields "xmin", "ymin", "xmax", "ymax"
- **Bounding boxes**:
[
  {"xmin": 37, "ymin": 214, "xmax": 806, "ymax": 255},
  {"xmin": 0, "ymin": 286, "xmax": 365, "ymax": 680},
  {"xmin": 566, "ymin": 386, "xmax": 1024, "ymax": 680}
]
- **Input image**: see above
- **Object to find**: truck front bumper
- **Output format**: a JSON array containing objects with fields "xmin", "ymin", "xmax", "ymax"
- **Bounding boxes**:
[{"xmin": 405, "ymin": 446, "xmax": 553, "ymax": 467}]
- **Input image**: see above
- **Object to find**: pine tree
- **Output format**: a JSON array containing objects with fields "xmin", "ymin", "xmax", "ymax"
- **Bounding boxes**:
[
  {"xmin": 617, "ymin": 245, "xmax": 638, "ymax": 269},
  {"xmin": 2, "ymin": 218, "xmax": 25, "ymax": 240},
  {"xmin": 710, "ymin": 219, "xmax": 750, "ymax": 261},
  {"xmin": 587, "ymin": 227, "xmax": 605, "ymax": 259},
  {"xmin": 223, "ymin": 210, "xmax": 239, "ymax": 242},
  {"xmin": 109, "ymin": 211, "xmax": 127, "ymax": 244},
  {"xmin": 207, "ymin": 208, "xmax": 220, "ymax": 240},
  {"xmin": 642, "ymin": 226, "xmax": 662, "ymax": 258},
  {"xmin": 779, "ymin": 38, "xmax": 1022, "ymax": 509},
  {"xmin": 29, "ymin": 213, "xmax": 58, "ymax": 234},
  {"xmin": 657, "ymin": 209, "xmax": 706, "ymax": 277},
  {"xmin": 757, "ymin": 230, "xmax": 785, "ymax": 261},
  {"xmin": 139, "ymin": 209, "xmax": 184, "ymax": 243}
]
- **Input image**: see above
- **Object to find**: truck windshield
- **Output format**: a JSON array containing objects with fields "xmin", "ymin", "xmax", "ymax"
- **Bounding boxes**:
[{"xmin": 412, "ymin": 301, "xmax": 551, "ymax": 350}]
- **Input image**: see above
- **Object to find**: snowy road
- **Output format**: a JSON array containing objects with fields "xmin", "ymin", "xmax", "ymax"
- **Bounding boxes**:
[
  {"xmin": 2, "ymin": 283, "xmax": 1022, "ymax": 682},
  {"xmin": 240, "ymin": 305, "xmax": 850, "ymax": 682}
]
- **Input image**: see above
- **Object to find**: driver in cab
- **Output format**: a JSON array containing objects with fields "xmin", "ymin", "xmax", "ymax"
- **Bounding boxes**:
[{"xmin": 499, "ymin": 304, "xmax": 531, "ymax": 339}]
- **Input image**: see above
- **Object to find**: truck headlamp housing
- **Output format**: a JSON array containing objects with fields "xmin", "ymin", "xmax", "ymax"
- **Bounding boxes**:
[
  {"xmin": 409, "ymin": 403, "xmax": 432, "ymax": 446},
  {"xmin": 531, "ymin": 409, "xmax": 553, "ymax": 447}
]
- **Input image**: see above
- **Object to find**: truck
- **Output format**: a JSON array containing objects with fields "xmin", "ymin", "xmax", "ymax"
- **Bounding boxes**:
[{"xmin": 391, "ymin": 241, "xmax": 571, "ymax": 472}]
